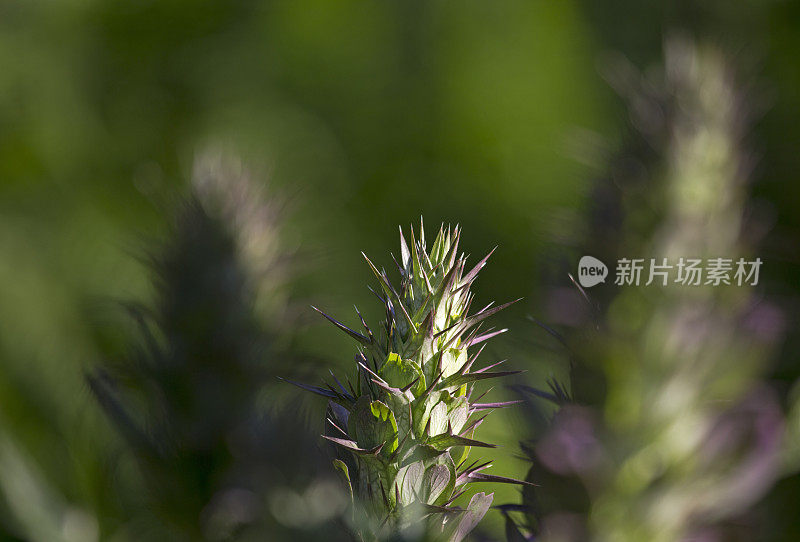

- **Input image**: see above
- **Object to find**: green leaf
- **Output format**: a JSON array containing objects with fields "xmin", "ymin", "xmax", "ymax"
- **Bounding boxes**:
[
  {"xmin": 380, "ymin": 353, "xmax": 425, "ymax": 397},
  {"xmin": 399, "ymin": 226, "xmax": 411, "ymax": 269},
  {"xmin": 447, "ymin": 396, "xmax": 469, "ymax": 435},
  {"xmin": 428, "ymin": 433, "xmax": 495, "ymax": 450},
  {"xmin": 426, "ymin": 394, "xmax": 469, "ymax": 437},
  {"xmin": 430, "ymin": 226, "xmax": 450, "ymax": 264},
  {"xmin": 322, "ymin": 435, "xmax": 383, "ymax": 455},
  {"xmin": 423, "ymin": 457, "xmax": 457, "ymax": 507},
  {"xmin": 333, "ymin": 459, "xmax": 353, "ymax": 500},
  {"xmin": 412, "ymin": 390, "xmax": 444, "ymax": 436},
  {"xmin": 440, "ymin": 349, "xmax": 467, "ymax": 378},
  {"xmin": 345, "ymin": 395, "xmax": 399, "ymax": 458},
  {"xmin": 395, "ymin": 461, "xmax": 425, "ymax": 507},
  {"xmin": 428, "ymin": 401, "xmax": 449, "ymax": 437},
  {"xmin": 446, "ymin": 492, "xmax": 494, "ymax": 542},
  {"xmin": 370, "ymin": 400, "xmax": 399, "ymax": 454},
  {"xmin": 465, "ymin": 472, "xmax": 536, "ymax": 486}
]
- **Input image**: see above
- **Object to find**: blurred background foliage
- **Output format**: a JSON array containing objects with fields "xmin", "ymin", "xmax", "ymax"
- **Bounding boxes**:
[
  {"xmin": 508, "ymin": 35, "xmax": 799, "ymax": 542},
  {"xmin": 0, "ymin": 0, "xmax": 798, "ymax": 541}
]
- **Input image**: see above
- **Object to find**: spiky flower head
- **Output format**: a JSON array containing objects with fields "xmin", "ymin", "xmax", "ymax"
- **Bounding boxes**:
[{"xmin": 294, "ymin": 220, "xmax": 525, "ymax": 541}]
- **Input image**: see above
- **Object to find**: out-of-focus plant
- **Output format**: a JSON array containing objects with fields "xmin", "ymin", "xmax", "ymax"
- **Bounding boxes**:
[
  {"xmin": 291, "ymin": 221, "xmax": 530, "ymax": 541},
  {"xmin": 88, "ymin": 150, "xmax": 342, "ymax": 541},
  {"xmin": 0, "ymin": 428, "xmax": 99, "ymax": 542},
  {"xmin": 510, "ymin": 37, "xmax": 792, "ymax": 542},
  {"xmin": 190, "ymin": 151, "xmax": 291, "ymax": 327}
]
